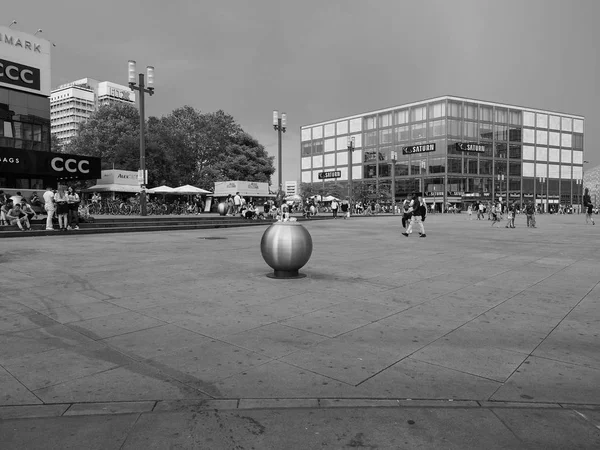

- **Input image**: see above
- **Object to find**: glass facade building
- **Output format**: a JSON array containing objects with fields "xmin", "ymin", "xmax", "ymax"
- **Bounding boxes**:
[{"xmin": 300, "ymin": 96, "xmax": 585, "ymax": 211}]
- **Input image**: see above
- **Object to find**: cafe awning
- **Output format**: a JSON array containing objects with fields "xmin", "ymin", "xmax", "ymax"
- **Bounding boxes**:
[{"xmin": 85, "ymin": 184, "xmax": 142, "ymax": 193}]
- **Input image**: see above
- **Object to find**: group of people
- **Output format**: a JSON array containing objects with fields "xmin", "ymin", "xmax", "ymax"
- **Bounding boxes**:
[
  {"xmin": 400, "ymin": 193, "xmax": 427, "ymax": 238},
  {"xmin": 0, "ymin": 191, "xmax": 37, "ymax": 231}
]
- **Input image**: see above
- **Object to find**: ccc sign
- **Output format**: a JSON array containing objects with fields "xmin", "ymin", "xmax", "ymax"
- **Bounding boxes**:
[
  {"xmin": 0, "ymin": 58, "xmax": 41, "ymax": 91},
  {"xmin": 51, "ymin": 157, "xmax": 90, "ymax": 174}
]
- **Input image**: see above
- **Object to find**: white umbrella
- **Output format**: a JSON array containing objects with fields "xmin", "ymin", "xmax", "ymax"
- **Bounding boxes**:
[
  {"xmin": 172, "ymin": 185, "xmax": 211, "ymax": 195},
  {"xmin": 147, "ymin": 185, "xmax": 175, "ymax": 194},
  {"xmin": 284, "ymin": 194, "xmax": 302, "ymax": 202}
]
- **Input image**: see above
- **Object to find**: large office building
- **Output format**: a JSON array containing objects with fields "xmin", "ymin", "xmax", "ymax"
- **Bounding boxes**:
[
  {"xmin": 300, "ymin": 95, "xmax": 585, "ymax": 211},
  {"xmin": 0, "ymin": 25, "xmax": 100, "ymax": 193},
  {"xmin": 50, "ymin": 78, "xmax": 136, "ymax": 145},
  {"xmin": 583, "ymin": 164, "xmax": 600, "ymax": 207}
]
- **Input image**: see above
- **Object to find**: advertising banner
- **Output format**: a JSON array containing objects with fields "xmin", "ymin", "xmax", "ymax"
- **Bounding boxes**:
[
  {"xmin": 0, "ymin": 147, "xmax": 101, "ymax": 179},
  {"xmin": 0, "ymin": 26, "xmax": 51, "ymax": 96}
]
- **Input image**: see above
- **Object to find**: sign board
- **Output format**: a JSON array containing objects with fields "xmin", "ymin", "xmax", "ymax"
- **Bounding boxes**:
[
  {"xmin": 97, "ymin": 81, "xmax": 135, "ymax": 103},
  {"xmin": 402, "ymin": 143, "xmax": 436, "ymax": 155},
  {"xmin": 98, "ymin": 170, "xmax": 139, "ymax": 186},
  {"xmin": 318, "ymin": 170, "xmax": 341, "ymax": 180},
  {"xmin": 456, "ymin": 142, "xmax": 485, "ymax": 153},
  {"xmin": 137, "ymin": 169, "xmax": 148, "ymax": 185},
  {"xmin": 0, "ymin": 148, "xmax": 101, "ymax": 179},
  {"xmin": 213, "ymin": 180, "xmax": 273, "ymax": 197},
  {"xmin": 0, "ymin": 26, "xmax": 51, "ymax": 96}
]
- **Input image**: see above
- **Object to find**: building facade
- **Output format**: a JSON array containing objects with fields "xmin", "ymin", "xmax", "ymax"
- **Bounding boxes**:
[
  {"xmin": 300, "ymin": 96, "xmax": 585, "ymax": 211},
  {"xmin": 50, "ymin": 78, "xmax": 136, "ymax": 145},
  {"xmin": 0, "ymin": 26, "xmax": 101, "ymax": 194},
  {"xmin": 583, "ymin": 164, "xmax": 600, "ymax": 207}
]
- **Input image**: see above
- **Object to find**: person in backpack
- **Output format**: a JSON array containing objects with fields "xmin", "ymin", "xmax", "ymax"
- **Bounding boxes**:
[
  {"xmin": 525, "ymin": 200, "xmax": 536, "ymax": 228},
  {"xmin": 401, "ymin": 195, "xmax": 412, "ymax": 230}
]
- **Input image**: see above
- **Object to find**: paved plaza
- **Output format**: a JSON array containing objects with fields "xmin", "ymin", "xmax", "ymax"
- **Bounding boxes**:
[{"xmin": 0, "ymin": 212, "xmax": 599, "ymax": 448}]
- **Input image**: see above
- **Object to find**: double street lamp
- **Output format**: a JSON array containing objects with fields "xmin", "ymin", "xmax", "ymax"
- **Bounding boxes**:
[
  {"xmin": 347, "ymin": 137, "xmax": 355, "ymax": 206},
  {"xmin": 390, "ymin": 151, "xmax": 397, "ymax": 214},
  {"xmin": 538, "ymin": 176, "xmax": 547, "ymax": 213},
  {"xmin": 272, "ymin": 111, "xmax": 287, "ymax": 193},
  {"xmin": 128, "ymin": 60, "xmax": 155, "ymax": 216}
]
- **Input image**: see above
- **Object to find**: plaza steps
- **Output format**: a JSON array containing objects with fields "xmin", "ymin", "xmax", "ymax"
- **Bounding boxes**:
[{"xmin": 0, "ymin": 214, "xmax": 334, "ymax": 238}]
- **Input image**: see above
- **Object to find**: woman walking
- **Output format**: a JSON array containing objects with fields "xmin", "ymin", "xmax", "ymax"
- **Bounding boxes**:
[{"xmin": 67, "ymin": 187, "xmax": 80, "ymax": 230}]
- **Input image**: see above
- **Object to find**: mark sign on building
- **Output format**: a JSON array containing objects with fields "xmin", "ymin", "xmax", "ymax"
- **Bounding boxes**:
[
  {"xmin": 402, "ymin": 143, "xmax": 436, "ymax": 155},
  {"xmin": 456, "ymin": 143, "xmax": 485, "ymax": 153},
  {"xmin": 318, "ymin": 170, "xmax": 341, "ymax": 180}
]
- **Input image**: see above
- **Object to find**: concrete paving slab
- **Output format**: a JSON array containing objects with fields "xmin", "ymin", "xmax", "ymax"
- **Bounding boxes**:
[
  {"xmin": 0, "ymin": 300, "xmax": 36, "ymax": 316},
  {"xmin": 102, "ymin": 323, "xmax": 213, "ymax": 360},
  {"xmin": 354, "ymin": 357, "xmax": 501, "ymax": 399},
  {"xmin": 222, "ymin": 322, "xmax": 328, "ymax": 358},
  {"xmin": 67, "ymin": 311, "xmax": 166, "ymax": 340},
  {"xmin": 0, "ymin": 310, "xmax": 58, "ymax": 333},
  {"xmin": 238, "ymin": 398, "xmax": 319, "ymax": 409},
  {"xmin": 492, "ymin": 356, "xmax": 600, "ymax": 404},
  {"xmin": 0, "ymin": 413, "xmax": 140, "ymax": 450},
  {"xmin": 35, "ymin": 301, "xmax": 130, "ymax": 324},
  {"xmin": 149, "ymin": 339, "xmax": 273, "ymax": 384},
  {"xmin": 216, "ymin": 359, "xmax": 357, "ymax": 398},
  {"xmin": 491, "ymin": 408, "xmax": 600, "ymax": 449},
  {"xmin": 104, "ymin": 287, "xmax": 202, "ymax": 310},
  {"xmin": 33, "ymin": 363, "xmax": 208, "ymax": 403},
  {"xmin": 173, "ymin": 312, "xmax": 275, "ymax": 339},
  {"xmin": 2, "ymin": 347, "xmax": 121, "ymax": 391},
  {"xmin": 64, "ymin": 401, "xmax": 155, "ymax": 416},
  {"xmin": 0, "ymin": 403, "xmax": 69, "ymax": 419},
  {"xmin": 0, "ymin": 366, "xmax": 42, "ymax": 406},
  {"xmin": 154, "ymin": 399, "xmax": 238, "ymax": 412}
]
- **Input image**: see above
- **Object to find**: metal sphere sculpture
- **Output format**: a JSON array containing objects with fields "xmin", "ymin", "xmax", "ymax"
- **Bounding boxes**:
[
  {"xmin": 217, "ymin": 202, "xmax": 227, "ymax": 216},
  {"xmin": 260, "ymin": 221, "xmax": 313, "ymax": 279}
]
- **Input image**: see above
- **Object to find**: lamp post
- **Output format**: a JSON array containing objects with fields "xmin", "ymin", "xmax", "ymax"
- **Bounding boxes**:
[
  {"xmin": 538, "ymin": 176, "xmax": 546, "ymax": 213},
  {"xmin": 128, "ymin": 60, "xmax": 155, "ymax": 216},
  {"xmin": 496, "ymin": 174, "xmax": 505, "ymax": 208},
  {"xmin": 273, "ymin": 111, "xmax": 287, "ymax": 193},
  {"xmin": 390, "ymin": 150, "xmax": 397, "ymax": 214},
  {"xmin": 347, "ymin": 136, "xmax": 355, "ymax": 209}
]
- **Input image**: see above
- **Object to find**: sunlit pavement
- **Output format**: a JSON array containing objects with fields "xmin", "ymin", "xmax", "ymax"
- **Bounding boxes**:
[{"xmin": 1, "ymin": 213, "xmax": 599, "ymax": 448}]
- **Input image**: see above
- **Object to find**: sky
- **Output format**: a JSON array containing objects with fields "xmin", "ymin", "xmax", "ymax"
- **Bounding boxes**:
[{"xmin": 6, "ymin": 0, "xmax": 600, "ymax": 185}]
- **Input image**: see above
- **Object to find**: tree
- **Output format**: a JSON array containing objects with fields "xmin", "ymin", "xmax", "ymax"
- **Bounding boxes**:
[{"xmin": 50, "ymin": 133, "xmax": 63, "ymax": 153}]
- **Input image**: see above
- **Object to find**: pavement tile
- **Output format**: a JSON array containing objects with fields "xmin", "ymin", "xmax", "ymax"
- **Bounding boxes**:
[
  {"xmin": 67, "ymin": 311, "xmax": 166, "ymax": 340},
  {"xmin": 0, "ymin": 310, "xmax": 58, "ymax": 333},
  {"xmin": 319, "ymin": 399, "xmax": 399, "ymax": 408},
  {"xmin": 492, "ymin": 408, "xmax": 600, "ymax": 448},
  {"xmin": 36, "ymin": 301, "xmax": 130, "ymax": 324},
  {"xmin": 106, "ymin": 288, "xmax": 202, "ymax": 310},
  {"xmin": 64, "ymin": 401, "xmax": 155, "ymax": 416},
  {"xmin": 222, "ymin": 323, "xmax": 328, "ymax": 358},
  {"xmin": 354, "ymin": 357, "xmax": 501, "ymax": 400},
  {"xmin": 2, "ymin": 346, "xmax": 124, "ymax": 391},
  {"xmin": 0, "ymin": 413, "xmax": 140, "ymax": 450},
  {"xmin": 0, "ymin": 300, "xmax": 35, "ymax": 317},
  {"xmin": 411, "ymin": 337, "xmax": 527, "ymax": 382},
  {"xmin": 474, "ymin": 310, "xmax": 563, "ymax": 335},
  {"xmin": 154, "ymin": 399, "xmax": 239, "ymax": 411},
  {"xmin": 0, "ymin": 403, "xmax": 69, "ymax": 419},
  {"xmin": 278, "ymin": 299, "xmax": 404, "ymax": 338},
  {"xmin": 492, "ymin": 356, "xmax": 600, "ymax": 404},
  {"xmin": 216, "ymin": 360, "xmax": 357, "ymax": 398},
  {"xmin": 239, "ymin": 398, "xmax": 319, "ymax": 409},
  {"xmin": 33, "ymin": 363, "xmax": 208, "ymax": 403},
  {"xmin": 103, "ymin": 323, "xmax": 213, "ymax": 359},
  {"xmin": 149, "ymin": 339, "xmax": 272, "ymax": 384},
  {"xmin": 174, "ymin": 312, "xmax": 274, "ymax": 339},
  {"xmin": 0, "ymin": 366, "xmax": 42, "ymax": 406}
]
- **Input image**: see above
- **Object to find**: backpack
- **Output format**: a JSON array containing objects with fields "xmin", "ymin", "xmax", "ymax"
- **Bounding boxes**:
[{"xmin": 526, "ymin": 203, "xmax": 534, "ymax": 214}]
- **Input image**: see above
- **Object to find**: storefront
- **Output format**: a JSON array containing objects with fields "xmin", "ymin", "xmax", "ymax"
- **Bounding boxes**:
[
  {"xmin": 83, "ymin": 169, "xmax": 141, "ymax": 199},
  {"xmin": 0, "ymin": 25, "xmax": 101, "ymax": 199},
  {"xmin": 207, "ymin": 180, "xmax": 275, "ymax": 211}
]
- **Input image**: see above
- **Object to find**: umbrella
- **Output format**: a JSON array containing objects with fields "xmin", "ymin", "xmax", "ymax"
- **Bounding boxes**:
[
  {"xmin": 172, "ymin": 185, "xmax": 211, "ymax": 195},
  {"xmin": 284, "ymin": 194, "xmax": 302, "ymax": 202},
  {"xmin": 147, "ymin": 185, "xmax": 175, "ymax": 194}
]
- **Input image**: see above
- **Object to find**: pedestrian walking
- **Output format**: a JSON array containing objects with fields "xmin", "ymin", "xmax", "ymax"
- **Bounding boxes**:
[
  {"xmin": 43, "ymin": 186, "xmax": 56, "ymax": 231},
  {"xmin": 583, "ymin": 188, "xmax": 595, "ymax": 225},
  {"xmin": 331, "ymin": 199, "xmax": 339, "ymax": 219},
  {"xmin": 402, "ymin": 193, "xmax": 426, "ymax": 238},
  {"xmin": 341, "ymin": 200, "xmax": 349, "ymax": 219},
  {"xmin": 525, "ymin": 200, "xmax": 536, "ymax": 228},
  {"xmin": 467, "ymin": 205, "xmax": 473, "ymax": 220}
]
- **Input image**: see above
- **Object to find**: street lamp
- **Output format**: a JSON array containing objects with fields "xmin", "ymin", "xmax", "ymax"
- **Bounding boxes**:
[
  {"xmin": 273, "ymin": 111, "xmax": 287, "ymax": 192},
  {"xmin": 347, "ymin": 136, "xmax": 355, "ymax": 209},
  {"xmin": 128, "ymin": 60, "xmax": 155, "ymax": 216},
  {"xmin": 390, "ymin": 150, "xmax": 397, "ymax": 214},
  {"xmin": 538, "ymin": 176, "xmax": 546, "ymax": 213}
]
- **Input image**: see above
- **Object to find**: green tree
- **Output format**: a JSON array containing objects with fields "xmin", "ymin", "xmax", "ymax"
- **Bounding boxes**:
[{"xmin": 50, "ymin": 133, "xmax": 63, "ymax": 153}]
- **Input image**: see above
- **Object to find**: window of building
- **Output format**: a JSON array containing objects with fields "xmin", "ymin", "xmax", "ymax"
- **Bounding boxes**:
[
  {"xmin": 509, "ymin": 144, "xmax": 522, "ymax": 159},
  {"xmin": 536, "ymin": 114, "xmax": 548, "ymax": 129},
  {"xmin": 573, "ymin": 151, "xmax": 583, "ymax": 164},
  {"xmin": 447, "ymin": 158, "xmax": 462, "ymax": 173},
  {"xmin": 429, "ymin": 157, "xmax": 445, "ymax": 174},
  {"xmin": 495, "ymin": 108, "xmax": 508, "ymax": 123},
  {"xmin": 448, "ymin": 101, "xmax": 461, "ymax": 118},
  {"xmin": 324, "ymin": 138, "xmax": 335, "ymax": 152},
  {"xmin": 379, "ymin": 113, "xmax": 392, "ymax": 128},
  {"xmin": 464, "ymin": 158, "xmax": 478, "ymax": 174},
  {"xmin": 494, "ymin": 125, "xmax": 508, "ymax": 141},
  {"xmin": 560, "ymin": 165, "xmax": 571, "ymax": 179},
  {"xmin": 480, "ymin": 159, "xmax": 493, "ymax": 175},
  {"xmin": 536, "ymin": 147, "xmax": 548, "ymax": 161},
  {"xmin": 428, "ymin": 119, "xmax": 446, "ymax": 137},
  {"xmin": 301, "ymin": 157, "xmax": 311, "ymax": 169},
  {"xmin": 573, "ymin": 119, "xmax": 583, "ymax": 133},
  {"xmin": 336, "ymin": 121, "xmax": 348, "ymax": 135},
  {"xmin": 509, "ymin": 110, "xmax": 522, "ymax": 126},
  {"xmin": 395, "ymin": 160, "xmax": 409, "ymax": 176},
  {"xmin": 364, "ymin": 163, "xmax": 377, "ymax": 178},
  {"xmin": 561, "ymin": 133, "xmax": 572, "ymax": 148},
  {"xmin": 523, "ymin": 128, "xmax": 535, "ymax": 144},
  {"xmin": 479, "ymin": 123, "xmax": 493, "ymax": 141},
  {"xmin": 365, "ymin": 131, "xmax": 377, "ymax": 147},
  {"xmin": 395, "ymin": 125, "xmax": 410, "ymax": 142},
  {"xmin": 380, "ymin": 128, "xmax": 393, "ymax": 144},
  {"xmin": 337, "ymin": 151, "xmax": 348, "ymax": 166},
  {"xmin": 548, "ymin": 131, "xmax": 560, "ymax": 147},
  {"xmin": 312, "ymin": 126, "xmax": 323, "ymax": 139},
  {"xmin": 480, "ymin": 105, "xmax": 492, "ymax": 122},
  {"xmin": 463, "ymin": 121, "xmax": 478, "ymax": 139},
  {"xmin": 509, "ymin": 162, "xmax": 521, "ymax": 176},
  {"xmin": 561, "ymin": 117, "xmax": 572, "ymax": 132},
  {"xmin": 495, "ymin": 142, "xmax": 508, "ymax": 158},
  {"xmin": 312, "ymin": 139, "xmax": 324, "ymax": 153},
  {"xmin": 523, "ymin": 162, "xmax": 535, "ymax": 177},
  {"xmin": 573, "ymin": 133, "xmax": 583, "ymax": 149},
  {"xmin": 549, "ymin": 115, "xmax": 560, "ymax": 130},
  {"xmin": 548, "ymin": 148, "xmax": 560, "ymax": 162},
  {"xmin": 536, "ymin": 130, "xmax": 548, "ymax": 145},
  {"xmin": 428, "ymin": 101, "xmax": 445, "ymax": 119},
  {"xmin": 508, "ymin": 127, "xmax": 522, "ymax": 142},
  {"xmin": 410, "ymin": 158, "xmax": 426, "ymax": 175},
  {"xmin": 363, "ymin": 150, "xmax": 378, "ymax": 162},
  {"xmin": 411, "ymin": 123, "xmax": 426, "ymax": 140},
  {"xmin": 395, "ymin": 109, "xmax": 409, "ymax": 125},
  {"xmin": 447, "ymin": 119, "xmax": 461, "ymax": 138},
  {"xmin": 464, "ymin": 103, "xmax": 478, "ymax": 120},
  {"xmin": 364, "ymin": 116, "xmax": 376, "ymax": 130}
]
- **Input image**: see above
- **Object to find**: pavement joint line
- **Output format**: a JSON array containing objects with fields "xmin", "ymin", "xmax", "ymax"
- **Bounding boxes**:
[{"xmin": 3, "ymin": 399, "xmax": 597, "ymax": 419}]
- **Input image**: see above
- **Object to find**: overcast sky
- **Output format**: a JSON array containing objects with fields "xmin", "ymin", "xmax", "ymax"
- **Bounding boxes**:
[{"xmin": 7, "ymin": 0, "xmax": 600, "ymax": 184}]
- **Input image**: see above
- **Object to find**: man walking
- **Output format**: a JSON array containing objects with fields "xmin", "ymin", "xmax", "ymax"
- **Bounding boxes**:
[
  {"xmin": 43, "ymin": 186, "xmax": 56, "ymax": 231},
  {"xmin": 331, "ymin": 198, "xmax": 339, "ymax": 219},
  {"xmin": 402, "ymin": 193, "xmax": 426, "ymax": 238},
  {"xmin": 401, "ymin": 195, "xmax": 412, "ymax": 230},
  {"xmin": 233, "ymin": 192, "xmax": 242, "ymax": 215}
]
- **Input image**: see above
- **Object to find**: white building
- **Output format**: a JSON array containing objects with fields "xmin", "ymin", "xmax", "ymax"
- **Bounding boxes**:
[{"xmin": 50, "ymin": 78, "xmax": 136, "ymax": 145}]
